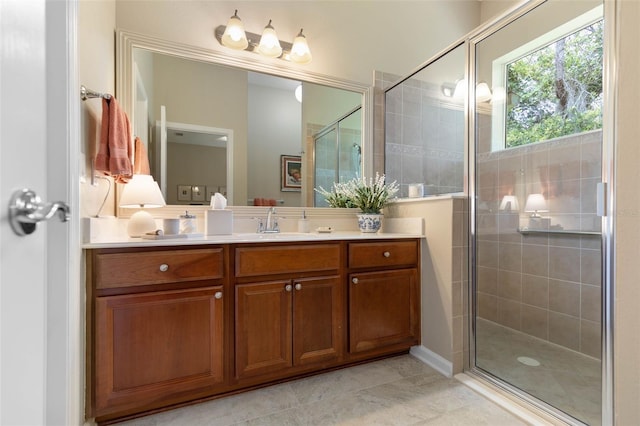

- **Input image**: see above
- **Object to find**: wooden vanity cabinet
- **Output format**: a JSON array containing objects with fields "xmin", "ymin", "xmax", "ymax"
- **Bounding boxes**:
[
  {"xmin": 347, "ymin": 241, "xmax": 420, "ymax": 356},
  {"xmin": 88, "ymin": 246, "xmax": 228, "ymax": 420},
  {"xmin": 234, "ymin": 243, "xmax": 344, "ymax": 381},
  {"xmin": 87, "ymin": 238, "xmax": 421, "ymax": 423}
]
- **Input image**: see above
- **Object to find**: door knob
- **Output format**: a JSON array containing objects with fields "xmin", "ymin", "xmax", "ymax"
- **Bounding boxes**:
[{"xmin": 9, "ymin": 188, "xmax": 70, "ymax": 236}]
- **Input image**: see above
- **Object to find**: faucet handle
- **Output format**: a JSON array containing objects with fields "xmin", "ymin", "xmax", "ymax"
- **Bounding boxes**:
[{"xmin": 252, "ymin": 217, "xmax": 264, "ymax": 233}]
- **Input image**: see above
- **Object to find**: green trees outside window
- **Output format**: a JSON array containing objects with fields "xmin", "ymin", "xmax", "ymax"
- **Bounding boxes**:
[{"xmin": 506, "ymin": 20, "xmax": 603, "ymax": 148}]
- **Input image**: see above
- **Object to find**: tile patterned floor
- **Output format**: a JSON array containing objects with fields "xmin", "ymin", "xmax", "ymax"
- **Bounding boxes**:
[
  {"xmin": 476, "ymin": 318, "xmax": 601, "ymax": 425},
  {"xmin": 118, "ymin": 355, "xmax": 526, "ymax": 426}
]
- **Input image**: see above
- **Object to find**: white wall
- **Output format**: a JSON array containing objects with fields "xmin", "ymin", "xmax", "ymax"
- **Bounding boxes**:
[
  {"xmin": 248, "ymin": 83, "xmax": 302, "ymax": 206},
  {"xmin": 79, "ymin": 0, "xmax": 117, "ymax": 217},
  {"xmin": 613, "ymin": 0, "xmax": 640, "ymax": 423}
]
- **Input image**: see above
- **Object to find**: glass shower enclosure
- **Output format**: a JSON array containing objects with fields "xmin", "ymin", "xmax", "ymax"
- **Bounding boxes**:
[
  {"xmin": 314, "ymin": 107, "xmax": 362, "ymax": 207},
  {"xmin": 470, "ymin": 1, "xmax": 608, "ymax": 425}
]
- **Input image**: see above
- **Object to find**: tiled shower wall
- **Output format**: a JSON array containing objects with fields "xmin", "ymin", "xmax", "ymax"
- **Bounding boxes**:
[
  {"xmin": 383, "ymin": 73, "xmax": 464, "ymax": 197},
  {"xmin": 476, "ymin": 124, "xmax": 602, "ymax": 359}
]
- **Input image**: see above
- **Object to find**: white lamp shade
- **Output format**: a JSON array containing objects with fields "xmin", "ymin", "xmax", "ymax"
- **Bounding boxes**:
[
  {"xmin": 524, "ymin": 194, "xmax": 548, "ymax": 213},
  {"xmin": 499, "ymin": 195, "xmax": 519, "ymax": 212},
  {"xmin": 221, "ymin": 11, "xmax": 248, "ymax": 50},
  {"xmin": 119, "ymin": 174, "xmax": 166, "ymax": 208},
  {"xmin": 257, "ymin": 21, "xmax": 282, "ymax": 57},
  {"xmin": 290, "ymin": 29, "xmax": 312, "ymax": 64},
  {"xmin": 120, "ymin": 175, "xmax": 165, "ymax": 237}
]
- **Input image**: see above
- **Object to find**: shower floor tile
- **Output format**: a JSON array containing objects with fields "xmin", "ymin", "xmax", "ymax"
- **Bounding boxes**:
[{"xmin": 476, "ymin": 318, "xmax": 601, "ymax": 425}]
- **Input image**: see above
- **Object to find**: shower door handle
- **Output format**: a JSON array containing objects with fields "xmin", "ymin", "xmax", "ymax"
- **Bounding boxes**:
[
  {"xmin": 9, "ymin": 188, "xmax": 70, "ymax": 236},
  {"xmin": 597, "ymin": 182, "xmax": 607, "ymax": 217}
]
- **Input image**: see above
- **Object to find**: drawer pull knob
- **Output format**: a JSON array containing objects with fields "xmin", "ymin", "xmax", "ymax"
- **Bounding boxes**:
[
  {"xmin": 295, "ymin": 283, "xmax": 302, "ymax": 291},
  {"xmin": 159, "ymin": 264, "xmax": 169, "ymax": 272},
  {"xmin": 285, "ymin": 284, "xmax": 293, "ymax": 292},
  {"xmin": 383, "ymin": 251, "xmax": 391, "ymax": 258},
  {"xmin": 352, "ymin": 277, "xmax": 359, "ymax": 284},
  {"xmin": 214, "ymin": 291, "xmax": 223, "ymax": 299}
]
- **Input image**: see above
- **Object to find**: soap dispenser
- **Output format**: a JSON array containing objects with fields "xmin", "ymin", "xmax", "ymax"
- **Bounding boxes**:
[{"xmin": 179, "ymin": 211, "xmax": 197, "ymax": 234}]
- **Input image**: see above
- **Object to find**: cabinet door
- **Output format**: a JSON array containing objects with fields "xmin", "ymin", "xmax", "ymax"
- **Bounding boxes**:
[
  {"xmin": 349, "ymin": 268, "xmax": 419, "ymax": 353},
  {"xmin": 95, "ymin": 286, "xmax": 224, "ymax": 415},
  {"xmin": 235, "ymin": 280, "xmax": 292, "ymax": 379},
  {"xmin": 293, "ymin": 275, "xmax": 343, "ymax": 366}
]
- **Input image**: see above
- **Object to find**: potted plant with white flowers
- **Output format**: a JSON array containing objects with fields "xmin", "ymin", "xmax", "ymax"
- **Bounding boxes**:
[{"xmin": 315, "ymin": 173, "xmax": 399, "ymax": 233}]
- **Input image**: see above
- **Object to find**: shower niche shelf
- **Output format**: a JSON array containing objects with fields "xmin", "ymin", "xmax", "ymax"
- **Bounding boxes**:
[{"xmin": 517, "ymin": 227, "xmax": 601, "ymax": 236}]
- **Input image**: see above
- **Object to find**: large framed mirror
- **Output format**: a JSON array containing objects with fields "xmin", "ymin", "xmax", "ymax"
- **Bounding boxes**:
[{"xmin": 116, "ymin": 30, "xmax": 372, "ymax": 209}]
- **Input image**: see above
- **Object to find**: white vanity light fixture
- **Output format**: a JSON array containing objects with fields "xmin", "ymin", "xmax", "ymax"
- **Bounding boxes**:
[
  {"xmin": 257, "ymin": 20, "xmax": 283, "ymax": 58},
  {"xmin": 290, "ymin": 29, "xmax": 312, "ymax": 64},
  {"xmin": 215, "ymin": 12, "xmax": 312, "ymax": 64},
  {"xmin": 221, "ymin": 10, "xmax": 249, "ymax": 50},
  {"xmin": 524, "ymin": 193, "xmax": 548, "ymax": 218},
  {"xmin": 499, "ymin": 195, "xmax": 520, "ymax": 212},
  {"xmin": 119, "ymin": 174, "xmax": 166, "ymax": 237}
]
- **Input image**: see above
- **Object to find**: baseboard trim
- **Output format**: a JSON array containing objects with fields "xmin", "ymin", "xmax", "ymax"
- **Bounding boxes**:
[{"xmin": 409, "ymin": 345, "xmax": 453, "ymax": 378}]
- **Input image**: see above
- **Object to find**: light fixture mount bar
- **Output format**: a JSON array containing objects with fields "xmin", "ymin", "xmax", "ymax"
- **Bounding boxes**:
[{"xmin": 215, "ymin": 25, "xmax": 295, "ymax": 61}]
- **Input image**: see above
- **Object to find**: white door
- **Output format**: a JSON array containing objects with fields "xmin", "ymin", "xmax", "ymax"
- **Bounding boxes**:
[{"xmin": 0, "ymin": 1, "xmax": 80, "ymax": 425}]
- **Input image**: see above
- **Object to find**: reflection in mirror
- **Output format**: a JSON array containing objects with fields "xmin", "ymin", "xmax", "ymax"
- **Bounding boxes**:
[
  {"xmin": 122, "ymin": 33, "xmax": 366, "ymax": 208},
  {"xmin": 313, "ymin": 106, "xmax": 362, "ymax": 207},
  {"xmin": 384, "ymin": 43, "xmax": 466, "ymax": 198}
]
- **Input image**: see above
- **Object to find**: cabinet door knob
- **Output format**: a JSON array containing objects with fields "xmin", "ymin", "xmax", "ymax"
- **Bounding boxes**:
[
  {"xmin": 352, "ymin": 277, "xmax": 359, "ymax": 284},
  {"xmin": 294, "ymin": 283, "xmax": 302, "ymax": 291},
  {"xmin": 159, "ymin": 263, "xmax": 169, "ymax": 272},
  {"xmin": 383, "ymin": 251, "xmax": 391, "ymax": 258},
  {"xmin": 214, "ymin": 291, "xmax": 223, "ymax": 299},
  {"xmin": 285, "ymin": 284, "xmax": 293, "ymax": 292}
]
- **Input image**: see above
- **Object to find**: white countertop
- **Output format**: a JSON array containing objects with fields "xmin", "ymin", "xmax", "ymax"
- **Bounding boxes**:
[{"xmin": 82, "ymin": 231, "xmax": 424, "ymax": 249}]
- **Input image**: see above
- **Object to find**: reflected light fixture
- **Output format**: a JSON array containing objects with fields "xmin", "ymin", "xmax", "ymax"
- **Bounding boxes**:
[
  {"xmin": 290, "ymin": 29, "xmax": 312, "ymax": 64},
  {"xmin": 257, "ymin": 20, "xmax": 283, "ymax": 58},
  {"xmin": 524, "ymin": 193, "xmax": 548, "ymax": 218},
  {"xmin": 476, "ymin": 82, "xmax": 493, "ymax": 103},
  {"xmin": 295, "ymin": 84, "xmax": 302, "ymax": 103},
  {"xmin": 499, "ymin": 195, "xmax": 520, "ymax": 212},
  {"xmin": 119, "ymin": 174, "xmax": 166, "ymax": 237},
  {"xmin": 215, "ymin": 11, "xmax": 312, "ymax": 64},
  {"xmin": 447, "ymin": 79, "xmax": 493, "ymax": 102},
  {"xmin": 221, "ymin": 10, "xmax": 248, "ymax": 50}
]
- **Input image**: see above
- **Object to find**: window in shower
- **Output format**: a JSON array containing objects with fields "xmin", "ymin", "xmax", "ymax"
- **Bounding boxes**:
[
  {"xmin": 505, "ymin": 20, "xmax": 603, "ymax": 148},
  {"xmin": 473, "ymin": 1, "xmax": 604, "ymax": 425}
]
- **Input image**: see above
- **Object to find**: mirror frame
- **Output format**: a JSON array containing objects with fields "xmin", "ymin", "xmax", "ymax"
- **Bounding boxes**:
[{"xmin": 116, "ymin": 29, "xmax": 373, "ymax": 214}]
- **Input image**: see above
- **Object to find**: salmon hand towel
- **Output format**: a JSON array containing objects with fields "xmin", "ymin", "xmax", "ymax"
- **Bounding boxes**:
[
  {"xmin": 95, "ymin": 97, "xmax": 133, "ymax": 183},
  {"xmin": 133, "ymin": 136, "xmax": 151, "ymax": 175}
]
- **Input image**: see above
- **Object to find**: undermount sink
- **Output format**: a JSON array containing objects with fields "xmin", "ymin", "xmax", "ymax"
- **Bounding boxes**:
[{"xmin": 233, "ymin": 232, "xmax": 321, "ymax": 240}]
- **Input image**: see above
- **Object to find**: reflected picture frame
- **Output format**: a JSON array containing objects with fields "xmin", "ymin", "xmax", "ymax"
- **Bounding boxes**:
[{"xmin": 281, "ymin": 155, "xmax": 302, "ymax": 192}]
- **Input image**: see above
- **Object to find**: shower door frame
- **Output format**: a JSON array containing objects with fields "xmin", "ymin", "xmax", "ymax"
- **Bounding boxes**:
[{"xmin": 465, "ymin": 1, "xmax": 615, "ymax": 425}]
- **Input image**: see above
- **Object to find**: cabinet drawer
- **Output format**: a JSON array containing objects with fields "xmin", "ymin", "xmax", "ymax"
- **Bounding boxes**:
[
  {"xmin": 95, "ymin": 248, "xmax": 224, "ymax": 289},
  {"xmin": 348, "ymin": 240, "xmax": 418, "ymax": 269},
  {"xmin": 235, "ymin": 244, "xmax": 340, "ymax": 277}
]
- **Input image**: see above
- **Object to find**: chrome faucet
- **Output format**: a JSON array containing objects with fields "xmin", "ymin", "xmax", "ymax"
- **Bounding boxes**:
[{"xmin": 260, "ymin": 207, "xmax": 279, "ymax": 233}]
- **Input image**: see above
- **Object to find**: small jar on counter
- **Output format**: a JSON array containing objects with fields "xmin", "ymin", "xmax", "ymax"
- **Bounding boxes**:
[{"xmin": 179, "ymin": 211, "xmax": 197, "ymax": 234}]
